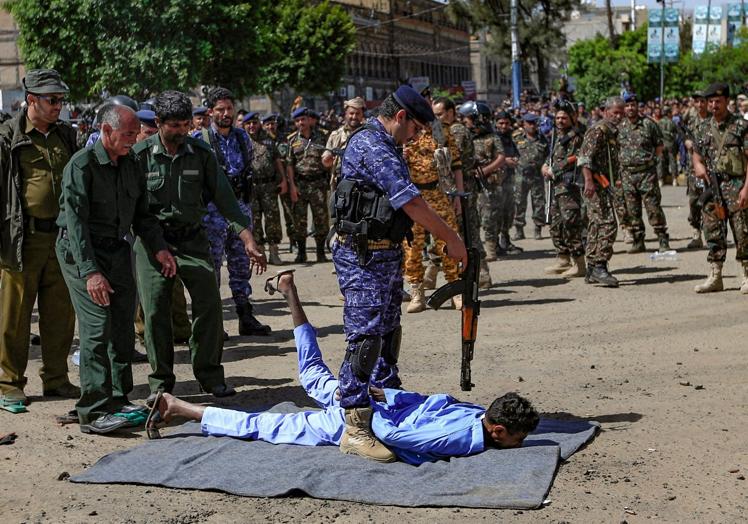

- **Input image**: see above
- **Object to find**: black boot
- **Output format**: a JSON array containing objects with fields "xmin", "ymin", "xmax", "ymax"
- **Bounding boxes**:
[
  {"xmin": 627, "ymin": 235, "xmax": 646, "ymax": 254},
  {"xmin": 315, "ymin": 240, "xmax": 328, "ymax": 263},
  {"xmin": 236, "ymin": 303, "xmax": 271, "ymax": 336},
  {"xmin": 294, "ymin": 240, "xmax": 307, "ymax": 263},
  {"xmin": 658, "ymin": 233, "xmax": 671, "ymax": 251},
  {"xmin": 587, "ymin": 263, "xmax": 619, "ymax": 288}
]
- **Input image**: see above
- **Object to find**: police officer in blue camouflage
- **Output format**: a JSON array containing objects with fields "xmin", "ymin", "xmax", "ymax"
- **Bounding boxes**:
[
  {"xmin": 331, "ymin": 86, "xmax": 468, "ymax": 461},
  {"xmin": 195, "ymin": 87, "xmax": 270, "ymax": 336}
]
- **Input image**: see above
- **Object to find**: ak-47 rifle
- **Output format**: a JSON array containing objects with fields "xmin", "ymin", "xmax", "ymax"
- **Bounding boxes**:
[
  {"xmin": 544, "ymin": 127, "xmax": 556, "ymax": 224},
  {"xmin": 425, "ymin": 191, "xmax": 480, "ymax": 391},
  {"xmin": 685, "ymin": 123, "xmax": 729, "ymax": 236}
]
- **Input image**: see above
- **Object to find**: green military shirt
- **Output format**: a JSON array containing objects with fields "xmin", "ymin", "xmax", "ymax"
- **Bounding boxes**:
[
  {"xmin": 473, "ymin": 130, "xmax": 507, "ymax": 185},
  {"xmin": 56, "ymin": 139, "xmax": 166, "ymax": 278},
  {"xmin": 548, "ymin": 127, "xmax": 583, "ymax": 194},
  {"xmin": 514, "ymin": 129, "xmax": 548, "ymax": 177},
  {"xmin": 697, "ymin": 112, "xmax": 748, "ymax": 178},
  {"xmin": 618, "ymin": 117, "xmax": 663, "ymax": 169},
  {"xmin": 248, "ymin": 129, "xmax": 280, "ymax": 182},
  {"xmin": 286, "ymin": 129, "xmax": 326, "ymax": 178},
  {"xmin": 656, "ymin": 117, "xmax": 679, "ymax": 148},
  {"xmin": 19, "ymin": 116, "xmax": 71, "ymax": 219},
  {"xmin": 133, "ymin": 133, "xmax": 251, "ymax": 234},
  {"xmin": 577, "ymin": 119, "xmax": 620, "ymax": 182}
]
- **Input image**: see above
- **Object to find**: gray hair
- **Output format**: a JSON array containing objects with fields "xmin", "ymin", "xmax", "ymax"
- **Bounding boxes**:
[
  {"xmin": 605, "ymin": 97, "xmax": 625, "ymax": 109},
  {"xmin": 98, "ymin": 103, "xmax": 135, "ymax": 129}
]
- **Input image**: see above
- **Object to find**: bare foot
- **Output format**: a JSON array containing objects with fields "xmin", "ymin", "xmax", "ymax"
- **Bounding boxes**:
[
  {"xmin": 159, "ymin": 392, "xmax": 205, "ymax": 422},
  {"xmin": 276, "ymin": 272, "xmax": 296, "ymax": 296}
]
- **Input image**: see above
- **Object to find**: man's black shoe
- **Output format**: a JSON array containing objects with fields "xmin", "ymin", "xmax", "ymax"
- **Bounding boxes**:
[
  {"xmin": 627, "ymin": 237, "xmax": 646, "ymax": 254},
  {"xmin": 587, "ymin": 264, "xmax": 619, "ymax": 288},
  {"xmin": 80, "ymin": 414, "xmax": 130, "ymax": 435},
  {"xmin": 505, "ymin": 242, "xmax": 524, "ymax": 255},
  {"xmin": 237, "ymin": 304, "xmax": 271, "ymax": 336},
  {"xmin": 131, "ymin": 349, "xmax": 149, "ymax": 363},
  {"xmin": 30, "ymin": 333, "xmax": 41, "ymax": 345},
  {"xmin": 118, "ymin": 403, "xmax": 148, "ymax": 414},
  {"xmin": 210, "ymin": 384, "xmax": 236, "ymax": 398},
  {"xmin": 294, "ymin": 242, "xmax": 307, "ymax": 263}
]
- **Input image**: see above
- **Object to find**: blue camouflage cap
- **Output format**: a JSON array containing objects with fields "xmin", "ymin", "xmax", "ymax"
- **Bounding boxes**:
[
  {"xmin": 392, "ymin": 85, "xmax": 434, "ymax": 126},
  {"xmin": 192, "ymin": 106, "xmax": 208, "ymax": 116},
  {"xmin": 623, "ymin": 92, "xmax": 637, "ymax": 103},
  {"xmin": 242, "ymin": 111, "xmax": 260, "ymax": 124},
  {"xmin": 135, "ymin": 109, "xmax": 156, "ymax": 128},
  {"xmin": 291, "ymin": 106, "xmax": 309, "ymax": 119},
  {"xmin": 522, "ymin": 113, "xmax": 539, "ymax": 123}
]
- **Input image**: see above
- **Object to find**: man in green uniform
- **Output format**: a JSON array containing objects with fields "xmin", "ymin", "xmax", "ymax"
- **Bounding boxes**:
[
  {"xmin": 133, "ymin": 91, "xmax": 266, "ymax": 400},
  {"xmin": 692, "ymin": 83, "xmax": 748, "ymax": 293},
  {"xmin": 56, "ymin": 104, "xmax": 176, "ymax": 433},
  {"xmin": 0, "ymin": 69, "xmax": 79, "ymax": 405},
  {"xmin": 682, "ymin": 91, "xmax": 710, "ymax": 249}
]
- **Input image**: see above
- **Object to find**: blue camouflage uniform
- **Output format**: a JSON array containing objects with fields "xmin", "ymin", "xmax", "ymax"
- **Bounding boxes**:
[
  {"xmin": 332, "ymin": 117, "xmax": 420, "ymax": 408},
  {"xmin": 192, "ymin": 126, "xmax": 254, "ymax": 307}
]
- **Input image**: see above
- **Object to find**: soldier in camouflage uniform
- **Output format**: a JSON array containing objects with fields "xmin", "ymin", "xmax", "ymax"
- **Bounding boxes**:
[
  {"xmin": 512, "ymin": 113, "xmax": 547, "ymax": 241},
  {"xmin": 692, "ymin": 83, "xmax": 748, "ymax": 294},
  {"xmin": 402, "ymin": 119, "xmax": 463, "ymax": 313},
  {"xmin": 494, "ymin": 112, "xmax": 522, "ymax": 255},
  {"xmin": 682, "ymin": 91, "xmax": 710, "ymax": 248},
  {"xmin": 542, "ymin": 101, "xmax": 585, "ymax": 278},
  {"xmin": 433, "ymin": 97, "xmax": 493, "ymax": 289},
  {"xmin": 286, "ymin": 107, "xmax": 330, "ymax": 263},
  {"xmin": 264, "ymin": 114, "xmax": 295, "ymax": 250},
  {"xmin": 618, "ymin": 93, "xmax": 670, "ymax": 253},
  {"xmin": 655, "ymin": 106, "xmax": 680, "ymax": 185},
  {"xmin": 243, "ymin": 112, "xmax": 284, "ymax": 265},
  {"xmin": 322, "ymin": 97, "xmax": 365, "ymax": 190},
  {"xmin": 577, "ymin": 97, "xmax": 624, "ymax": 287}
]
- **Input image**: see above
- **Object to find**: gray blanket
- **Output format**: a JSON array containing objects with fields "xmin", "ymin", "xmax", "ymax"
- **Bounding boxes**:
[{"xmin": 71, "ymin": 403, "xmax": 598, "ymax": 509}]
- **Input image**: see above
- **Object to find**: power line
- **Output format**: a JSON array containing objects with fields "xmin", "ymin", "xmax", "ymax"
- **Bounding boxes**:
[{"xmin": 353, "ymin": 4, "xmax": 448, "ymax": 30}]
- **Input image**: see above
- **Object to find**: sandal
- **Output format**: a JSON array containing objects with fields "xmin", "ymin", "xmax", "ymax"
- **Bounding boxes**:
[
  {"xmin": 0, "ymin": 398, "xmax": 27, "ymax": 414},
  {"xmin": 263, "ymin": 269, "xmax": 296, "ymax": 296},
  {"xmin": 145, "ymin": 389, "xmax": 164, "ymax": 440}
]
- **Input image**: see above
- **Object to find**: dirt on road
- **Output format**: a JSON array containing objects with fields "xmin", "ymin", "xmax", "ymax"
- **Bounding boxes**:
[{"xmin": 1, "ymin": 186, "xmax": 746, "ymax": 523}]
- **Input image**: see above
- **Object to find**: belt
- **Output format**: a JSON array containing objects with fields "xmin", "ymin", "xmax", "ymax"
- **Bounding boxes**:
[
  {"xmin": 59, "ymin": 229, "xmax": 127, "ymax": 250},
  {"xmin": 24, "ymin": 216, "xmax": 58, "ymax": 233},
  {"xmin": 336, "ymin": 234, "xmax": 397, "ymax": 250},
  {"xmin": 621, "ymin": 163, "xmax": 655, "ymax": 174},
  {"xmin": 414, "ymin": 180, "xmax": 439, "ymax": 190},
  {"xmin": 161, "ymin": 222, "xmax": 202, "ymax": 243},
  {"xmin": 298, "ymin": 172, "xmax": 328, "ymax": 182}
]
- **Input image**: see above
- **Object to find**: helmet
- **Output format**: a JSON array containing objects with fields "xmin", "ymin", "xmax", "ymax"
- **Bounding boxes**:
[
  {"xmin": 140, "ymin": 97, "xmax": 157, "ymax": 111},
  {"xmin": 458, "ymin": 101, "xmax": 493, "ymax": 132},
  {"xmin": 107, "ymin": 95, "xmax": 139, "ymax": 112},
  {"xmin": 457, "ymin": 101, "xmax": 478, "ymax": 118}
]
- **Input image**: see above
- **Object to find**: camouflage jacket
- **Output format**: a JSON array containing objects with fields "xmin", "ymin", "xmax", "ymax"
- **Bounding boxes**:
[
  {"xmin": 577, "ymin": 119, "xmax": 620, "ymax": 183},
  {"xmin": 696, "ymin": 112, "xmax": 748, "ymax": 178},
  {"xmin": 473, "ymin": 129, "xmax": 511, "ymax": 186},
  {"xmin": 618, "ymin": 117, "xmax": 663, "ymax": 170},
  {"xmin": 286, "ymin": 129, "xmax": 326, "ymax": 178},
  {"xmin": 404, "ymin": 125, "xmax": 461, "ymax": 186},
  {"xmin": 656, "ymin": 117, "xmax": 679, "ymax": 148},
  {"xmin": 548, "ymin": 126, "xmax": 583, "ymax": 190},
  {"xmin": 514, "ymin": 129, "xmax": 547, "ymax": 177},
  {"xmin": 248, "ymin": 129, "xmax": 280, "ymax": 182}
]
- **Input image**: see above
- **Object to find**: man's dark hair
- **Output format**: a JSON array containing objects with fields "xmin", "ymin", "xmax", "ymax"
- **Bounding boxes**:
[
  {"xmin": 485, "ymin": 392, "xmax": 539, "ymax": 435},
  {"xmin": 206, "ymin": 86, "xmax": 235, "ymax": 109},
  {"xmin": 376, "ymin": 94, "xmax": 404, "ymax": 119},
  {"xmin": 154, "ymin": 91, "xmax": 192, "ymax": 122},
  {"xmin": 433, "ymin": 96, "xmax": 455, "ymax": 112}
]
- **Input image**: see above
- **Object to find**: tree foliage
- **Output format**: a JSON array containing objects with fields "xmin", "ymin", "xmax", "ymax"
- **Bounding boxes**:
[
  {"xmin": 448, "ymin": 0, "xmax": 583, "ymax": 91},
  {"xmin": 568, "ymin": 25, "xmax": 748, "ymax": 107},
  {"xmin": 4, "ymin": 0, "xmax": 355, "ymax": 101}
]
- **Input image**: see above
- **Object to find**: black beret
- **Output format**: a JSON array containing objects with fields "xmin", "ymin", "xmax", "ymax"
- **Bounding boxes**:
[
  {"xmin": 392, "ymin": 85, "xmax": 434, "ymax": 126},
  {"xmin": 192, "ymin": 106, "xmax": 208, "ymax": 116},
  {"xmin": 242, "ymin": 111, "xmax": 260, "ymax": 124},
  {"xmin": 703, "ymin": 82, "xmax": 730, "ymax": 98},
  {"xmin": 291, "ymin": 106, "xmax": 309, "ymax": 119}
]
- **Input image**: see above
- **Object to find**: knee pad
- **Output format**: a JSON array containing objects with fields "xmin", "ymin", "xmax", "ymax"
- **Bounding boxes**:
[
  {"xmin": 381, "ymin": 327, "xmax": 402, "ymax": 365},
  {"xmin": 348, "ymin": 336, "xmax": 382, "ymax": 380}
]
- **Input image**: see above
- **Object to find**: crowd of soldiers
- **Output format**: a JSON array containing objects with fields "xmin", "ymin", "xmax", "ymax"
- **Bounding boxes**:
[{"xmin": 1, "ymin": 67, "xmax": 746, "ymax": 442}]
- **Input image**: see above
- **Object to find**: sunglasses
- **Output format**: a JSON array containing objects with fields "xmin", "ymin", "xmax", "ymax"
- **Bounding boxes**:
[{"xmin": 34, "ymin": 94, "xmax": 67, "ymax": 106}]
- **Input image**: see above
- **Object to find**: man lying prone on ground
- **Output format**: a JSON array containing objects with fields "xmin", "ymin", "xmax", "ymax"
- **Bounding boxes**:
[{"xmin": 150, "ymin": 271, "xmax": 539, "ymax": 465}]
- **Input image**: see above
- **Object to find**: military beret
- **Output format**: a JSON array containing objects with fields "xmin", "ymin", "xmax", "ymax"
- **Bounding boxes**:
[
  {"xmin": 623, "ymin": 92, "xmax": 637, "ymax": 103},
  {"xmin": 192, "ymin": 106, "xmax": 208, "ymax": 116},
  {"xmin": 262, "ymin": 113, "xmax": 278, "ymax": 123},
  {"xmin": 22, "ymin": 68, "xmax": 69, "ymax": 94},
  {"xmin": 495, "ymin": 111, "xmax": 512, "ymax": 121},
  {"xmin": 308, "ymin": 110, "xmax": 320, "ymax": 119},
  {"xmin": 392, "ymin": 85, "xmax": 434, "ymax": 126},
  {"xmin": 704, "ymin": 82, "xmax": 730, "ymax": 98},
  {"xmin": 292, "ymin": 106, "xmax": 309, "ymax": 119},
  {"xmin": 242, "ymin": 111, "xmax": 260, "ymax": 124},
  {"xmin": 522, "ymin": 113, "xmax": 539, "ymax": 123},
  {"xmin": 692, "ymin": 90, "xmax": 705, "ymax": 99},
  {"xmin": 135, "ymin": 109, "xmax": 156, "ymax": 128}
]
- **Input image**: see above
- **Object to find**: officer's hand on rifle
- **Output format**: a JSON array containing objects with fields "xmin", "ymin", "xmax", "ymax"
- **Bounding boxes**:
[
  {"xmin": 505, "ymin": 157, "xmax": 519, "ymax": 168},
  {"xmin": 444, "ymin": 234, "xmax": 468, "ymax": 268},
  {"xmin": 693, "ymin": 155, "xmax": 708, "ymax": 180},
  {"xmin": 239, "ymin": 229, "xmax": 267, "ymax": 274},
  {"xmin": 541, "ymin": 163, "xmax": 553, "ymax": 179}
]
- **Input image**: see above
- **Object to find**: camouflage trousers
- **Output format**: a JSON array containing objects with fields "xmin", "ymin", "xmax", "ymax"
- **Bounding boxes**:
[
  {"xmin": 292, "ymin": 178, "xmax": 329, "ymax": 244},
  {"xmin": 584, "ymin": 185, "xmax": 618, "ymax": 265},
  {"xmin": 203, "ymin": 200, "xmax": 253, "ymax": 306},
  {"xmin": 404, "ymin": 188, "xmax": 459, "ymax": 284},
  {"xmin": 687, "ymin": 173, "xmax": 705, "ymax": 230},
  {"xmin": 657, "ymin": 147, "xmax": 678, "ymax": 182},
  {"xmin": 612, "ymin": 178, "xmax": 630, "ymax": 229},
  {"xmin": 478, "ymin": 177, "xmax": 514, "ymax": 243},
  {"xmin": 621, "ymin": 169, "xmax": 668, "ymax": 240},
  {"xmin": 550, "ymin": 185, "xmax": 585, "ymax": 258},
  {"xmin": 332, "ymin": 240, "xmax": 403, "ymax": 408},
  {"xmin": 280, "ymin": 192, "xmax": 295, "ymax": 241},
  {"xmin": 703, "ymin": 175, "xmax": 748, "ymax": 263},
  {"xmin": 250, "ymin": 180, "xmax": 283, "ymax": 245},
  {"xmin": 458, "ymin": 191, "xmax": 487, "ymax": 260},
  {"xmin": 513, "ymin": 173, "xmax": 546, "ymax": 228}
]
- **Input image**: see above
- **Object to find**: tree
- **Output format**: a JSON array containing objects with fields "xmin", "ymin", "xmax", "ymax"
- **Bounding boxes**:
[{"xmin": 448, "ymin": 0, "xmax": 584, "ymax": 92}]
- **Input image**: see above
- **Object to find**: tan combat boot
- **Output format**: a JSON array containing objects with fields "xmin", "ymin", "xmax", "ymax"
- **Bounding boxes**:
[
  {"xmin": 406, "ymin": 283, "xmax": 426, "ymax": 313},
  {"xmin": 423, "ymin": 262, "xmax": 439, "ymax": 290},
  {"xmin": 694, "ymin": 262, "xmax": 724, "ymax": 293},
  {"xmin": 561, "ymin": 255, "xmax": 586, "ymax": 278},
  {"xmin": 339, "ymin": 407, "xmax": 396, "ymax": 463},
  {"xmin": 268, "ymin": 244, "xmax": 282, "ymax": 266},
  {"xmin": 478, "ymin": 260, "xmax": 493, "ymax": 289},
  {"xmin": 544, "ymin": 254, "xmax": 571, "ymax": 275},
  {"xmin": 740, "ymin": 263, "xmax": 748, "ymax": 294},
  {"xmin": 484, "ymin": 240, "xmax": 497, "ymax": 262}
]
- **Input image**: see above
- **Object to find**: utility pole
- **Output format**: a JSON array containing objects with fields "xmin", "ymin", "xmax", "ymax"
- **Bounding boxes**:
[
  {"xmin": 659, "ymin": 0, "xmax": 665, "ymax": 106},
  {"xmin": 631, "ymin": 0, "xmax": 636, "ymax": 30},
  {"xmin": 510, "ymin": 0, "xmax": 521, "ymax": 108},
  {"xmin": 705, "ymin": 0, "xmax": 712, "ymax": 52}
]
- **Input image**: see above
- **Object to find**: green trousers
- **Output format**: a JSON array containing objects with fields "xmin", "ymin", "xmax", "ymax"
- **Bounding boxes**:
[
  {"xmin": 56, "ymin": 237, "xmax": 135, "ymax": 424},
  {"xmin": 134, "ymin": 275, "xmax": 191, "ymax": 342},
  {"xmin": 0, "ymin": 230, "xmax": 75, "ymax": 395},
  {"xmin": 134, "ymin": 232, "xmax": 225, "ymax": 394}
]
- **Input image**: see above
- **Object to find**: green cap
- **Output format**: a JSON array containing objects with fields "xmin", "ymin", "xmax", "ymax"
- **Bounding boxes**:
[{"xmin": 22, "ymin": 68, "xmax": 69, "ymax": 95}]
